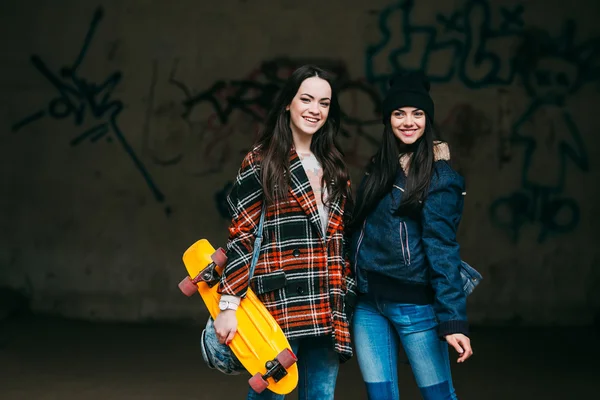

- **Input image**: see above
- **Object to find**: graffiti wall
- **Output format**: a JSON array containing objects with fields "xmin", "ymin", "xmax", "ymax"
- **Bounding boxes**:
[{"xmin": 2, "ymin": 0, "xmax": 599, "ymax": 324}]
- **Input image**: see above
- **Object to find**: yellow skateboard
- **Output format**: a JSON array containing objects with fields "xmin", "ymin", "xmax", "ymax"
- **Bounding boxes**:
[{"xmin": 178, "ymin": 239, "xmax": 299, "ymax": 394}]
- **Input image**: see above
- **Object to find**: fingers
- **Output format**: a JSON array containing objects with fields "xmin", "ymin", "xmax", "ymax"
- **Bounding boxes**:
[
  {"xmin": 447, "ymin": 336, "xmax": 464, "ymax": 357},
  {"xmin": 225, "ymin": 329, "xmax": 236, "ymax": 345},
  {"xmin": 216, "ymin": 329, "xmax": 227, "ymax": 344},
  {"xmin": 456, "ymin": 337, "xmax": 473, "ymax": 363},
  {"xmin": 215, "ymin": 323, "xmax": 236, "ymax": 344},
  {"xmin": 216, "ymin": 328, "xmax": 235, "ymax": 344},
  {"xmin": 446, "ymin": 334, "xmax": 473, "ymax": 363},
  {"xmin": 214, "ymin": 311, "xmax": 238, "ymax": 344},
  {"xmin": 458, "ymin": 338, "xmax": 473, "ymax": 363}
]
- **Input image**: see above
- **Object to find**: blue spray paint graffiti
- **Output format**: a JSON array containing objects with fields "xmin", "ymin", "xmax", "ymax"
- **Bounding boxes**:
[
  {"xmin": 366, "ymin": 0, "xmax": 524, "ymax": 92},
  {"xmin": 489, "ymin": 23, "xmax": 597, "ymax": 242},
  {"xmin": 367, "ymin": 0, "xmax": 599, "ymax": 241},
  {"xmin": 11, "ymin": 7, "xmax": 170, "ymax": 215}
]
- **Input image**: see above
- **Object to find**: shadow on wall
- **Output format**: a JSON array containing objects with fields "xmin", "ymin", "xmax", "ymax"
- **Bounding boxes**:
[{"xmin": 0, "ymin": 286, "xmax": 32, "ymax": 329}]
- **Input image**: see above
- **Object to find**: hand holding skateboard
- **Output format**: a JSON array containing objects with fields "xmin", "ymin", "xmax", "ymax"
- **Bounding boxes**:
[{"xmin": 178, "ymin": 239, "xmax": 299, "ymax": 394}]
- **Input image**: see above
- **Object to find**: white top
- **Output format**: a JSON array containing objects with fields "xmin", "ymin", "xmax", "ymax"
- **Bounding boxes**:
[{"xmin": 298, "ymin": 151, "xmax": 329, "ymax": 237}]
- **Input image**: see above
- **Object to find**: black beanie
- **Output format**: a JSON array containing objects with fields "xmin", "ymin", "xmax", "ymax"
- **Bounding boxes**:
[{"xmin": 382, "ymin": 71, "xmax": 434, "ymax": 124}]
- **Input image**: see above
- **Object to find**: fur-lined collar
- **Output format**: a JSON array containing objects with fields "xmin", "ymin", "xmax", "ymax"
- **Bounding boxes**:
[{"xmin": 399, "ymin": 141, "xmax": 450, "ymax": 174}]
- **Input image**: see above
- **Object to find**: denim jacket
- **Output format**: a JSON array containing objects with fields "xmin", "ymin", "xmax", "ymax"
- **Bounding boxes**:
[{"xmin": 350, "ymin": 147, "xmax": 468, "ymax": 337}]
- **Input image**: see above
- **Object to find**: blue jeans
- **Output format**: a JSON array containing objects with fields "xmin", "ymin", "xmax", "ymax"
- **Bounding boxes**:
[
  {"xmin": 353, "ymin": 298, "xmax": 457, "ymax": 400},
  {"xmin": 246, "ymin": 335, "xmax": 339, "ymax": 400}
]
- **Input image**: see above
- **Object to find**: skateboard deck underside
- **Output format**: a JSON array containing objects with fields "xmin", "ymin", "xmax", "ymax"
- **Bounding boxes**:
[{"xmin": 183, "ymin": 239, "xmax": 298, "ymax": 394}]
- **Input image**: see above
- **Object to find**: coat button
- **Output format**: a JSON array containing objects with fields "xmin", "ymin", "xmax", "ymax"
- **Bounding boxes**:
[
  {"xmin": 297, "ymin": 286, "xmax": 305, "ymax": 295},
  {"xmin": 293, "ymin": 249, "xmax": 300, "ymax": 257}
]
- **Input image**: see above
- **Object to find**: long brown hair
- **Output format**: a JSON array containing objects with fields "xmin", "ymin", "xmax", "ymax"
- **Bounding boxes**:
[
  {"xmin": 256, "ymin": 65, "xmax": 350, "ymax": 205},
  {"xmin": 350, "ymin": 117, "xmax": 437, "ymax": 230}
]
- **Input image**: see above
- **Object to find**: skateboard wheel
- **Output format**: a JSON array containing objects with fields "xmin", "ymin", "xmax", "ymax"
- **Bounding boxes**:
[
  {"xmin": 211, "ymin": 248, "xmax": 228, "ymax": 267},
  {"xmin": 276, "ymin": 348, "xmax": 298, "ymax": 369},
  {"xmin": 178, "ymin": 277, "xmax": 198, "ymax": 297},
  {"xmin": 249, "ymin": 373, "xmax": 269, "ymax": 393}
]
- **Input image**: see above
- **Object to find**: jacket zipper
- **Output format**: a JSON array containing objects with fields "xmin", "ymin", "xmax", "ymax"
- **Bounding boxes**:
[
  {"xmin": 399, "ymin": 221, "xmax": 411, "ymax": 265},
  {"xmin": 392, "ymin": 184, "xmax": 411, "ymax": 266},
  {"xmin": 353, "ymin": 220, "xmax": 366, "ymax": 273}
]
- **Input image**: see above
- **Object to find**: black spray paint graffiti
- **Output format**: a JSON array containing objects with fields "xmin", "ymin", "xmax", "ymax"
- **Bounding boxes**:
[
  {"xmin": 489, "ymin": 23, "xmax": 597, "ymax": 242},
  {"xmin": 11, "ymin": 7, "xmax": 170, "ymax": 215},
  {"xmin": 177, "ymin": 58, "xmax": 381, "ymax": 150},
  {"xmin": 366, "ymin": 0, "xmax": 524, "ymax": 92},
  {"xmin": 148, "ymin": 58, "xmax": 382, "ymax": 217}
]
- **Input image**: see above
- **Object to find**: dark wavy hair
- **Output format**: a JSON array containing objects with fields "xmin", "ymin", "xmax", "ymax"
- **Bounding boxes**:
[
  {"xmin": 256, "ymin": 65, "xmax": 350, "ymax": 206},
  {"xmin": 350, "ymin": 115, "xmax": 437, "ymax": 229}
]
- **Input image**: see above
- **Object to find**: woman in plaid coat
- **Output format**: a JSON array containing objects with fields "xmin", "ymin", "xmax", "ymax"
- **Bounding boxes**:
[{"xmin": 213, "ymin": 65, "xmax": 357, "ymax": 400}]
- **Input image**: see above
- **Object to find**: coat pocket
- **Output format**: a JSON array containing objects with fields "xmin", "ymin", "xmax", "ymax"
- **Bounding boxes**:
[{"xmin": 250, "ymin": 270, "xmax": 287, "ymax": 295}]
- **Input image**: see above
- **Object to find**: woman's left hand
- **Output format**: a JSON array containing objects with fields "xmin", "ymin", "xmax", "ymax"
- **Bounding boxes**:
[{"xmin": 445, "ymin": 333, "xmax": 473, "ymax": 363}]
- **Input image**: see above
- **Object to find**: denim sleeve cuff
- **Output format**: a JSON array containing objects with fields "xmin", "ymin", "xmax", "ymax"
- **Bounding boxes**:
[{"xmin": 438, "ymin": 320, "xmax": 469, "ymax": 339}]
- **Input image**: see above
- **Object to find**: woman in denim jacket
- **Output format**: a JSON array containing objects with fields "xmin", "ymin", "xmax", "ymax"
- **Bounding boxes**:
[{"xmin": 349, "ymin": 71, "xmax": 473, "ymax": 400}]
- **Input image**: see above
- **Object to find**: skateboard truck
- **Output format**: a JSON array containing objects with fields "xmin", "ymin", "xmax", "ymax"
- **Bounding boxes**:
[
  {"xmin": 178, "ymin": 248, "xmax": 228, "ymax": 296},
  {"xmin": 249, "ymin": 349, "xmax": 297, "ymax": 393},
  {"xmin": 194, "ymin": 262, "xmax": 220, "ymax": 287}
]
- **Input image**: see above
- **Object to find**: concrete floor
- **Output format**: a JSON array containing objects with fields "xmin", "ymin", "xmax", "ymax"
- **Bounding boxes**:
[{"xmin": 1, "ymin": 316, "xmax": 598, "ymax": 399}]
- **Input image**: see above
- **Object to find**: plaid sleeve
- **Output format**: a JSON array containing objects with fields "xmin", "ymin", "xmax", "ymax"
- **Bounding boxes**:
[{"xmin": 218, "ymin": 151, "xmax": 263, "ymax": 297}]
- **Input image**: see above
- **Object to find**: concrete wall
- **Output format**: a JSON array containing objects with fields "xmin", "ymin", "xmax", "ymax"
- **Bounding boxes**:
[{"xmin": 2, "ymin": 0, "xmax": 599, "ymax": 325}]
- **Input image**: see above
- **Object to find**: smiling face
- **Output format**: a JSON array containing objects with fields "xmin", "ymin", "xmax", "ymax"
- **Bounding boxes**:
[
  {"xmin": 286, "ymin": 76, "xmax": 332, "ymax": 140},
  {"xmin": 390, "ymin": 106, "xmax": 426, "ymax": 145}
]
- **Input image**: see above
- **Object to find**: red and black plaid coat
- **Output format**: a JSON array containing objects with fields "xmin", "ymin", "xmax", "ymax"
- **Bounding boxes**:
[{"xmin": 218, "ymin": 147, "xmax": 357, "ymax": 360}]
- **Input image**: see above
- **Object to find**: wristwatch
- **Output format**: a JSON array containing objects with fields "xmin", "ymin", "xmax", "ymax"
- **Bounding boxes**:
[{"xmin": 218, "ymin": 300, "xmax": 239, "ymax": 311}]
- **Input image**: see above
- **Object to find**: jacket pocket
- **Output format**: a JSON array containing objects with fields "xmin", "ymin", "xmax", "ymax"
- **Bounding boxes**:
[{"xmin": 250, "ymin": 270, "xmax": 287, "ymax": 295}]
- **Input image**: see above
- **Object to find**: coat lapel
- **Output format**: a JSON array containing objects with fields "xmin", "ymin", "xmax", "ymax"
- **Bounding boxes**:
[
  {"xmin": 324, "ymin": 182, "xmax": 346, "ymax": 244},
  {"xmin": 288, "ymin": 150, "xmax": 326, "ymax": 240}
]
